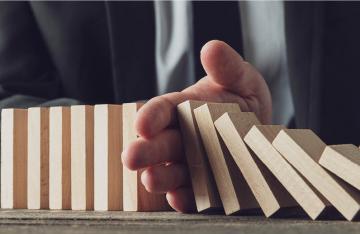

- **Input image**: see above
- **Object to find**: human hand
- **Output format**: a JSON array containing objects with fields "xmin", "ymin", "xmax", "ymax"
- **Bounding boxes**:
[{"xmin": 122, "ymin": 40, "xmax": 272, "ymax": 212}]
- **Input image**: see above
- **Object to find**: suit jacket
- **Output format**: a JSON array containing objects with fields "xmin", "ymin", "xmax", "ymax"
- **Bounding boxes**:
[{"xmin": 0, "ymin": 1, "xmax": 359, "ymax": 144}]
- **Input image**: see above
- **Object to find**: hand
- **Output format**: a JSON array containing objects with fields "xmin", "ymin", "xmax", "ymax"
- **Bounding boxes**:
[{"xmin": 121, "ymin": 40, "xmax": 272, "ymax": 212}]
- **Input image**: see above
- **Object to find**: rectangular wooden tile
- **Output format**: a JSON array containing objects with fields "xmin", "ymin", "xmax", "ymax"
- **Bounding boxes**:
[
  {"xmin": 71, "ymin": 105, "xmax": 94, "ymax": 210},
  {"xmin": 94, "ymin": 104, "xmax": 123, "ymax": 211},
  {"xmin": 1, "ymin": 109, "xmax": 28, "ymax": 209},
  {"xmin": 320, "ymin": 144, "xmax": 360, "ymax": 191},
  {"xmin": 177, "ymin": 100, "xmax": 222, "ymax": 212},
  {"xmin": 244, "ymin": 125, "xmax": 328, "ymax": 220},
  {"xmin": 49, "ymin": 106, "xmax": 71, "ymax": 210},
  {"xmin": 194, "ymin": 103, "xmax": 259, "ymax": 215},
  {"xmin": 272, "ymin": 129, "xmax": 360, "ymax": 220},
  {"xmin": 27, "ymin": 107, "xmax": 49, "ymax": 209},
  {"xmin": 214, "ymin": 112, "xmax": 296, "ymax": 217},
  {"xmin": 122, "ymin": 103, "xmax": 169, "ymax": 211}
]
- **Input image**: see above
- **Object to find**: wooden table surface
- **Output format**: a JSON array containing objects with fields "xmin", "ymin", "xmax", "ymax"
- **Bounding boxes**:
[{"xmin": 0, "ymin": 210, "xmax": 358, "ymax": 234}]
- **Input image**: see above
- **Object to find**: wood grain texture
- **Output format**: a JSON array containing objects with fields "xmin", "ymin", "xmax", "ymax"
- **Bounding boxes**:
[
  {"xmin": 177, "ymin": 100, "xmax": 221, "ymax": 212},
  {"xmin": 61, "ymin": 108, "xmax": 71, "ymax": 209},
  {"xmin": 13, "ymin": 110, "xmax": 28, "ymax": 209},
  {"xmin": 320, "ymin": 144, "xmax": 360, "ymax": 191},
  {"xmin": 94, "ymin": 104, "xmax": 122, "ymax": 211},
  {"xmin": 107, "ymin": 105, "xmax": 123, "ymax": 211},
  {"xmin": 244, "ymin": 125, "xmax": 328, "ymax": 220},
  {"xmin": 2, "ymin": 210, "xmax": 360, "ymax": 234},
  {"xmin": 49, "ymin": 107, "xmax": 71, "ymax": 210},
  {"xmin": 1, "ymin": 109, "xmax": 28, "ymax": 209},
  {"xmin": 272, "ymin": 129, "xmax": 360, "ymax": 221},
  {"xmin": 214, "ymin": 113, "xmax": 296, "ymax": 217},
  {"xmin": 71, "ymin": 105, "xmax": 94, "ymax": 210},
  {"xmin": 27, "ymin": 107, "xmax": 49, "ymax": 209},
  {"xmin": 194, "ymin": 103, "xmax": 259, "ymax": 215},
  {"xmin": 122, "ymin": 103, "xmax": 169, "ymax": 211}
]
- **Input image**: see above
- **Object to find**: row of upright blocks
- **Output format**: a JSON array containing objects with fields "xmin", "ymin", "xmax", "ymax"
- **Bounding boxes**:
[
  {"xmin": 1, "ymin": 104, "xmax": 169, "ymax": 211},
  {"xmin": 1, "ymin": 100, "xmax": 360, "ymax": 221}
]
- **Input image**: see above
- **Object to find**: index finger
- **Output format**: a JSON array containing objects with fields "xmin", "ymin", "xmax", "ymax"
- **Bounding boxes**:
[{"xmin": 135, "ymin": 91, "xmax": 197, "ymax": 138}]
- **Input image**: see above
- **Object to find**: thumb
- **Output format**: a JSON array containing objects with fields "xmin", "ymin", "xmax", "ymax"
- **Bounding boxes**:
[
  {"xmin": 200, "ymin": 40, "xmax": 266, "ymax": 98},
  {"xmin": 200, "ymin": 40, "xmax": 272, "ymax": 124}
]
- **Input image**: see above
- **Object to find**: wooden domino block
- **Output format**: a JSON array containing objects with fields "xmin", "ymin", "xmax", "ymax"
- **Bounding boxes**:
[
  {"xmin": 244, "ymin": 125, "xmax": 328, "ymax": 220},
  {"xmin": 194, "ymin": 103, "xmax": 259, "ymax": 215},
  {"xmin": 214, "ymin": 112, "xmax": 296, "ymax": 217},
  {"xmin": 319, "ymin": 144, "xmax": 360, "ymax": 191},
  {"xmin": 1, "ymin": 109, "xmax": 28, "ymax": 209},
  {"xmin": 177, "ymin": 100, "xmax": 222, "ymax": 212},
  {"xmin": 49, "ymin": 106, "xmax": 71, "ymax": 210},
  {"xmin": 272, "ymin": 129, "xmax": 360, "ymax": 220},
  {"xmin": 27, "ymin": 107, "xmax": 49, "ymax": 209},
  {"xmin": 71, "ymin": 105, "xmax": 94, "ymax": 210},
  {"xmin": 94, "ymin": 104, "xmax": 123, "ymax": 211},
  {"xmin": 122, "ymin": 103, "xmax": 169, "ymax": 211}
]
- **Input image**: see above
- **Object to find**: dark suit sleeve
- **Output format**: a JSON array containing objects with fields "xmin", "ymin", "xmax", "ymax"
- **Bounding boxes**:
[
  {"xmin": 285, "ymin": 2, "xmax": 360, "ymax": 145},
  {"xmin": 0, "ymin": 2, "xmax": 77, "ymax": 108}
]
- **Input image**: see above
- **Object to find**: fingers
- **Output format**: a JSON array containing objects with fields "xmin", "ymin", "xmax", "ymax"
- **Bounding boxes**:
[
  {"xmin": 166, "ymin": 187, "xmax": 196, "ymax": 213},
  {"xmin": 135, "ymin": 92, "xmax": 197, "ymax": 138},
  {"xmin": 122, "ymin": 129, "xmax": 183, "ymax": 170},
  {"xmin": 141, "ymin": 163, "xmax": 190, "ymax": 193}
]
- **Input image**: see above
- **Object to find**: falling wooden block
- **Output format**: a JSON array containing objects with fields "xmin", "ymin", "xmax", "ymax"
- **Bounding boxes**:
[
  {"xmin": 244, "ymin": 125, "xmax": 328, "ymax": 220},
  {"xmin": 122, "ymin": 103, "xmax": 169, "ymax": 211},
  {"xmin": 71, "ymin": 105, "xmax": 94, "ymax": 210},
  {"xmin": 319, "ymin": 144, "xmax": 360, "ymax": 191},
  {"xmin": 49, "ymin": 106, "xmax": 71, "ymax": 210},
  {"xmin": 1, "ymin": 109, "xmax": 28, "ymax": 209},
  {"xmin": 27, "ymin": 107, "xmax": 49, "ymax": 209},
  {"xmin": 214, "ymin": 112, "xmax": 296, "ymax": 217},
  {"xmin": 177, "ymin": 100, "xmax": 222, "ymax": 212},
  {"xmin": 94, "ymin": 104, "xmax": 123, "ymax": 211},
  {"xmin": 272, "ymin": 129, "xmax": 360, "ymax": 220},
  {"xmin": 194, "ymin": 103, "xmax": 259, "ymax": 215}
]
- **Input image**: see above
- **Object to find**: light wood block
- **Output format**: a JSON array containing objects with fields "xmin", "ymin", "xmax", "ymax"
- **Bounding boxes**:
[
  {"xmin": 71, "ymin": 105, "xmax": 94, "ymax": 210},
  {"xmin": 177, "ymin": 100, "xmax": 222, "ymax": 212},
  {"xmin": 194, "ymin": 103, "xmax": 259, "ymax": 215},
  {"xmin": 1, "ymin": 109, "xmax": 28, "ymax": 209},
  {"xmin": 272, "ymin": 129, "xmax": 360, "ymax": 220},
  {"xmin": 244, "ymin": 125, "xmax": 328, "ymax": 220},
  {"xmin": 27, "ymin": 107, "xmax": 49, "ymax": 209},
  {"xmin": 94, "ymin": 104, "xmax": 123, "ymax": 211},
  {"xmin": 214, "ymin": 112, "xmax": 296, "ymax": 217},
  {"xmin": 49, "ymin": 107, "xmax": 71, "ymax": 210},
  {"xmin": 122, "ymin": 103, "xmax": 169, "ymax": 211},
  {"xmin": 320, "ymin": 144, "xmax": 360, "ymax": 191}
]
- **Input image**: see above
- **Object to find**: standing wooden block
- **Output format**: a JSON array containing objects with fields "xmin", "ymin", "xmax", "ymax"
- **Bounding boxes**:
[
  {"xmin": 27, "ymin": 107, "xmax": 49, "ymax": 209},
  {"xmin": 122, "ymin": 103, "xmax": 168, "ymax": 211},
  {"xmin": 94, "ymin": 104, "xmax": 123, "ymax": 211},
  {"xmin": 49, "ymin": 106, "xmax": 71, "ymax": 210},
  {"xmin": 244, "ymin": 125, "xmax": 328, "ymax": 220},
  {"xmin": 194, "ymin": 103, "xmax": 259, "ymax": 215},
  {"xmin": 71, "ymin": 105, "xmax": 94, "ymax": 210},
  {"xmin": 1, "ymin": 109, "xmax": 28, "ymax": 209},
  {"xmin": 319, "ymin": 144, "xmax": 360, "ymax": 191},
  {"xmin": 177, "ymin": 100, "xmax": 221, "ymax": 212},
  {"xmin": 214, "ymin": 112, "xmax": 296, "ymax": 217},
  {"xmin": 272, "ymin": 129, "xmax": 360, "ymax": 221}
]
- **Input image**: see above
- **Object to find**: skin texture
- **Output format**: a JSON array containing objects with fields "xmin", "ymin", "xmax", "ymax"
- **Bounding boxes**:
[{"xmin": 121, "ymin": 40, "xmax": 272, "ymax": 212}]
